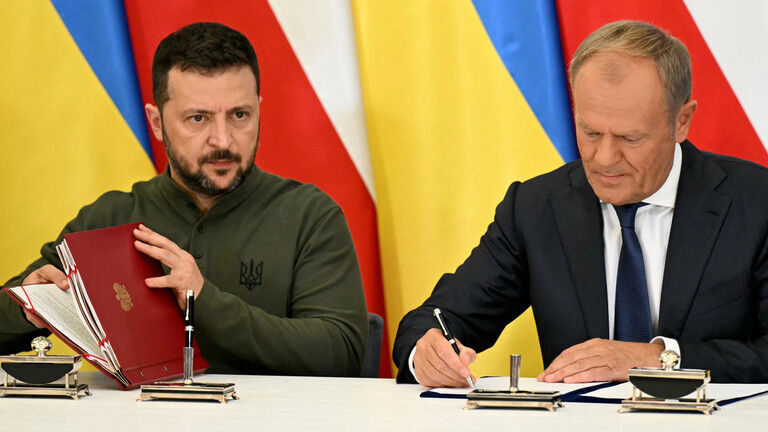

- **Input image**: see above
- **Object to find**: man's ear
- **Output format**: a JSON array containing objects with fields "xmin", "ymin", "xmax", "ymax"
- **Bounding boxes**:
[
  {"xmin": 674, "ymin": 99, "xmax": 697, "ymax": 143},
  {"xmin": 144, "ymin": 103, "xmax": 163, "ymax": 141}
]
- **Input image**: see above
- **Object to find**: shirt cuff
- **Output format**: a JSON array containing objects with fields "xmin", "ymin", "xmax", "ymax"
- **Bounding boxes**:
[
  {"xmin": 408, "ymin": 345, "xmax": 424, "ymax": 385},
  {"xmin": 651, "ymin": 336, "xmax": 682, "ymax": 368}
]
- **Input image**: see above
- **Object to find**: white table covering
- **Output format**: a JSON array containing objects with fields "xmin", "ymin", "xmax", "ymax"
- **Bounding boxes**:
[{"xmin": 1, "ymin": 372, "xmax": 766, "ymax": 431}]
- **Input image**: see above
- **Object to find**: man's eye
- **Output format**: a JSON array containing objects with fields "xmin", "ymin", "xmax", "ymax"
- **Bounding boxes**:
[
  {"xmin": 190, "ymin": 114, "xmax": 204, "ymax": 123},
  {"xmin": 622, "ymin": 136, "xmax": 637, "ymax": 143},
  {"xmin": 234, "ymin": 111, "xmax": 247, "ymax": 119}
]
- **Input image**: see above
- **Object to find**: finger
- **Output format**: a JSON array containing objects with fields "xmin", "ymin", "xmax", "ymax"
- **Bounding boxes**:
[
  {"xmin": 38, "ymin": 265, "xmax": 69, "ymax": 290},
  {"xmin": 563, "ymin": 366, "xmax": 615, "ymax": 383},
  {"xmin": 432, "ymin": 338, "xmax": 472, "ymax": 379},
  {"xmin": 134, "ymin": 239, "xmax": 180, "ymax": 268},
  {"xmin": 542, "ymin": 354, "xmax": 606, "ymax": 383},
  {"xmin": 144, "ymin": 274, "xmax": 177, "ymax": 288},
  {"xmin": 23, "ymin": 265, "xmax": 69, "ymax": 290},
  {"xmin": 542, "ymin": 339, "xmax": 605, "ymax": 376},
  {"xmin": 413, "ymin": 345, "xmax": 467, "ymax": 388},
  {"xmin": 135, "ymin": 225, "xmax": 184, "ymax": 255},
  {"xmin": 427, "ymin": 348, "xmax": 472, "ymax": 386},
  {"xmin": 22, "ymin": 271, "xmax": 47, "ymax": 285},
  {"xmin": 543, "ymin": 350, "xmax": 597, "ymax": 381},
  {"xmin": 455, "ymin": 339, "xmax": 477, "ymax": 367},
  {"xmin": 416, "ymin": 354, "xmax": 467, "ymax": 388},
  {"xmin": 415, "ymin": 330, "xmax": 470, "ymax": 386},
  {"xmin": 421, "ymin": 340, "xmax": 470, "ymax": 385}
]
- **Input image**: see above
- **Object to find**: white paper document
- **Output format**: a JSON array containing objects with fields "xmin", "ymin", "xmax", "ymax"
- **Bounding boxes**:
[
  {"xmin": 581, "ymin": 381, "xmax": 768, "ymax": 402},
  {"xmin": 424, "ymin": 376, "xmax": 605, "ymax": 396}
]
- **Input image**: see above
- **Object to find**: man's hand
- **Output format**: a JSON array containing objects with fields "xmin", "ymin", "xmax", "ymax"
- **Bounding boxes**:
[
  {"xmin": 20, "ymin": 264, "xmax": 69, "ymax": 328},
  {"xmin": 537, "ymin": 338, "xmax": 664, "ymax": 383},
  {"xmin": 413, "ymin": 328, "xmax": 476, "ymax": 388},
  {"xmin": 133, "ymin": 224, "xmax": 204, "ymax": 309}
]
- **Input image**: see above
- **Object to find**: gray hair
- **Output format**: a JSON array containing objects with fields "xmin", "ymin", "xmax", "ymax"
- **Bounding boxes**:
[{"xmin": 569, "ymin": 20, "xmax": 692, "ymax": 123}]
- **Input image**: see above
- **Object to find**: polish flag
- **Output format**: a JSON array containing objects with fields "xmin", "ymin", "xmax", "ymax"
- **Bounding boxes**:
[
  {"xmin": 556, "ymin": 0, "xmax": 768, "ymax": 164},
  {"xmin": 124, "ymin": 0, "xmax": 390, "ymax": 376}
]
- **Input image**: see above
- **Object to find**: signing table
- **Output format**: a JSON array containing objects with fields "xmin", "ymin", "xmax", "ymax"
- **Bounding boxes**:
[{"xmin": 0, "ymin": 372, "xmax": 766, "ymax": 431}]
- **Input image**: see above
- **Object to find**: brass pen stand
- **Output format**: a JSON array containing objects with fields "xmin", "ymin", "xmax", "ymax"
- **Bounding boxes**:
[
  {"xmin": 466, "ymin": 354, "xmax": 562, "ymax": 412},
  {"xmin": 620, "ymin": 350, "xmax": 718, "ymax": 415},
  {"xmin": 139, "ymin": 381, "xmax": 237, "ymax": 404},
  {"xmin": 0, "ymin": 336, "xmax": 90, "ymax": 399},
  {"xmin": 139, "ymin": 347, "xmax": 238, "ymax": 404},
  {"xmin": 140, "ymin": 292, "xmax": 237, "ymax": 404}
]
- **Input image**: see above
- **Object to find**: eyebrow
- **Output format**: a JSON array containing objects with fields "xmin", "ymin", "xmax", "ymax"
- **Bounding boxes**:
[
  {"xmin": 227, "ymin": 105, "xmax": 254, "ymax": 113},
  {"xmin": 181, "ymin": 105, "xmax": 254, "ymax": 116},
  {"xmin": 576, "ymin": 119, "xmax": 596, "ymax": 132},
  {"xmin": 576, "ymin": 120, "xmax": 647, "ymax": 138},
  {"xmin": 616, "ymin": 130, "xmax": 647, "ymax": 138},
  {"xmin": 181, "ymin": 108, "xmax": 213, "ymax": 116}
]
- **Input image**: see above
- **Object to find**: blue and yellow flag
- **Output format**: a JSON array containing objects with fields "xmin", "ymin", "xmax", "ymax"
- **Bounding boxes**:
[
  {"xmin": 0, "ymin": 2, "xmax": 155, "ymax": 357},
  {"xmin": 353, "ymin": 0, "xmax": 576, "ymax": 376}
]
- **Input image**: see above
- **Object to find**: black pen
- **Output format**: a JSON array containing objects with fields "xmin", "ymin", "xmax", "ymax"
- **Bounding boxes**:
[
  {"xmin": 433, "ymin": 308, "xmax": 474, "ymax": 387},
  {"xmin": 183, "ymin": 290, "xmax": 194, "ymax": 385}
]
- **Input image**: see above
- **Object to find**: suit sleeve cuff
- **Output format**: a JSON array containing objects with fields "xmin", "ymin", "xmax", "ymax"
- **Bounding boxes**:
[
  {"xmin": 651, "ymin": 336, "xmax": 682, "ymax": 368},
  {"xmin": 408, "ymin": 346, "xmax": 424, "ymax": 385}
]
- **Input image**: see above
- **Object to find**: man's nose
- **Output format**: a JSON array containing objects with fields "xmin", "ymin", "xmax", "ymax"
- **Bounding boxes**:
[
  {"xmin": 593, "ymin": 137, "xmax": 622, "ymax": 167},
  {"xmin": 207, "ymin": 117, "xmax": 233, "ymax": 149}
]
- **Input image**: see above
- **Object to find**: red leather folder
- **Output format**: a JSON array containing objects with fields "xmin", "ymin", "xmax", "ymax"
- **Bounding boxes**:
[{"xmin": 4, "ymin": 222, "xmax": 208, "ymax": 389}]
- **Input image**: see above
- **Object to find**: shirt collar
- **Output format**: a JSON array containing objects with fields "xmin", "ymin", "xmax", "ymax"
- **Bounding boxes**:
[{"xmin": 642, "ymin": 142, "xmax": 681, "ymax": 209}]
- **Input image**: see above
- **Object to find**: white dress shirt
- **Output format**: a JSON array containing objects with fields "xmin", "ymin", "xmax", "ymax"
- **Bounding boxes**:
[
  {"xmin": 602, "ymin": 142, "xmax": 682, "ymax": 363},
  {"xmin": 409, "ymin": 143, "xmax": 683, "ymax": 382}
]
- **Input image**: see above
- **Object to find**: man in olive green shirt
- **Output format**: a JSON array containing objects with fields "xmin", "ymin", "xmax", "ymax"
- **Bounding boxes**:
[{"xmin": 0, "ymin": 22, "xmax": 367, "ymax": 376}]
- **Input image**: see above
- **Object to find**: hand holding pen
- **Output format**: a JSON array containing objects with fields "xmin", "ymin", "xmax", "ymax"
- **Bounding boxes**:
[{"xmin": 411, "ymin": 308, "xmax": 477, "ymax": 388}]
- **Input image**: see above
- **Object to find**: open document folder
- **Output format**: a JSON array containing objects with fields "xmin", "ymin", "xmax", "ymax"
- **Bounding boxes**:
[{"xmin": 3, "ymin": 223, "xmax": 207, "ymax": 389}]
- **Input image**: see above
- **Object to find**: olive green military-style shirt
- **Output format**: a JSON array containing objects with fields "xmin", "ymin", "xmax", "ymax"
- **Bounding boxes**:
[{"xmin": 0, "ymin": 166, "xmax": 368, "ymax": 376}]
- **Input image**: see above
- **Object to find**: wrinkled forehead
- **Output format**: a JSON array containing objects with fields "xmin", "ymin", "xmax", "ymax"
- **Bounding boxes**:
[{"xmin": 164, "ymin": 66, "xmax": 259, "ymax": 109}]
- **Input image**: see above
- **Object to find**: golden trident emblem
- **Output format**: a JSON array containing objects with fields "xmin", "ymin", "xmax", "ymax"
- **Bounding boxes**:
[{"xmin": 113, "ymin": 283, "xmax": 133, "ymax": 312}]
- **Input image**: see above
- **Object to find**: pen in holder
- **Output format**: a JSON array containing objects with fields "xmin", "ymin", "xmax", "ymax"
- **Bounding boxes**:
[
  {"xmin": 465, "ymin": 354, "xmax": 563, "ymax": 412},
  {"xmin": 183, "ymin": 289, "xmax": 194, "ymax": 385},
  {"xmin": 139, "ymin": 290, "xmax": 238, "ymax": 404}
]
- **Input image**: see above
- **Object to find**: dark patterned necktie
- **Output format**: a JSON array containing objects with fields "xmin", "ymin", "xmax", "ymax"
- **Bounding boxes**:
[{"xmin": 613, "ymin": 202, "xmax": 653, "ymax": 342}]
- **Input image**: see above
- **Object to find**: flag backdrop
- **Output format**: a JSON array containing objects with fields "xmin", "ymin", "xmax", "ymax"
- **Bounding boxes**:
[{"xmin": 1, "ymin": 0, "xmax": 766, "ymax": 378}]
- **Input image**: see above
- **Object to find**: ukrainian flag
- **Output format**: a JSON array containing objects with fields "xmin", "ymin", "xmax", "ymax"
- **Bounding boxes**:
[
  {"xmin": 0, "ymin": 2, "xmax": 155, "ymax": 358},
  {"xmin": 353, "ymin": 0, "xmax": 577, "ymax": 376}
]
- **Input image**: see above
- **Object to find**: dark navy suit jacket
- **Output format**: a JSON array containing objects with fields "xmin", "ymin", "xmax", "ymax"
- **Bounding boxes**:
[{"xmin": 393, "ymin": 141, "xmax": 768, "ymax": 383}]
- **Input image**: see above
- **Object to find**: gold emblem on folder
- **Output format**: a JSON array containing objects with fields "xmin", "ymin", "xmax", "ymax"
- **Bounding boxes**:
[{"xmin": 113, "ymin": 283, "xmax": 133, "ymax": 312}]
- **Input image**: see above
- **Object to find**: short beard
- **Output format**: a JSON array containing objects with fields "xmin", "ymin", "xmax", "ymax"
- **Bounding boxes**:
[{"xmin": 163, "ymin": 129, "xmax": 254, "ymax": 197}]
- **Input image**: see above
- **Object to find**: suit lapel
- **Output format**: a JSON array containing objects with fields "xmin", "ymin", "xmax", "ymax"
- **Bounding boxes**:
[
  {"xmin": 551, "ymin": 168, "xmax": 609, "ymax": 339},
  {"xmin": 658, "ymin": 141, "xmax": 731, "ymax": 337}
]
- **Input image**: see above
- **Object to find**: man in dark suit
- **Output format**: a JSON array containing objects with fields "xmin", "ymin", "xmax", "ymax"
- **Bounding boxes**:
[{"xmin": 393, "ymin": 20, "xmax": 768, "ymax": 386}]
